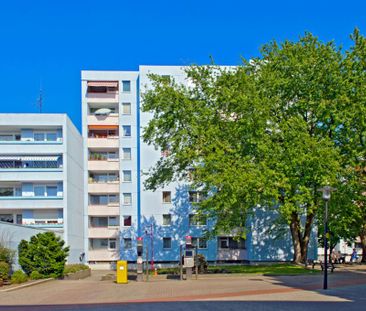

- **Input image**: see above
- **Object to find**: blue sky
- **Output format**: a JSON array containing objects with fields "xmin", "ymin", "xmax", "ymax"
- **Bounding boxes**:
[{"xmin": 0, "ymin": 0, "xmax": 365, "ymax": 131}]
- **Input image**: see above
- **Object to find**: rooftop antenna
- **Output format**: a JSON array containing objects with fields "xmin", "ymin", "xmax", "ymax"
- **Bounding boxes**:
[{"xmin": 36, "ymin": 82, "xmax": 43, "ymax": 113}]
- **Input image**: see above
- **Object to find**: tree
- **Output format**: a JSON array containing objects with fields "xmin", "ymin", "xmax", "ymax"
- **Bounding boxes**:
[
  {"xmin": 142, "ymin": 32, "xmax": 356, "ymax": 264},
  {"xmin": 18, "ymin": 232, "xmax": 69, "ymax": 278}
]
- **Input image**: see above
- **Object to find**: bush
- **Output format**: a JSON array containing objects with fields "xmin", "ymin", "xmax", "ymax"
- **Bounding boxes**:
[
  {"xmin": 195, "ymin": 254, "xmax": 208, "ymax": 273},
  {"xmin": 11, "ymin": 270, "xmax": 28, "ymax": 284},
  {"xmin": 64, "ymin": 264, "xmax": 89, "ymax": 275},
  {"xmin": 0, "ymin": 261, "xmax": 10, "ymax": 280},
  {"xmin": 30, "ymin": 270, "xmax": 44, "ymax": 280},
  {"xmin": 18, "ymin": 232, "xmax": 69, "ymax": 278},
  {"xmin": 0, "ymin": 245, "xmax": 15, "ymax": 265}
]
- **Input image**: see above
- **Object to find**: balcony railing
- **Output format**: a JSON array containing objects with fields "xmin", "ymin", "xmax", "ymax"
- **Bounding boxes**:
[{"xmin": 0, "ymin": 195, "xmax": 63, "ymax": 200}]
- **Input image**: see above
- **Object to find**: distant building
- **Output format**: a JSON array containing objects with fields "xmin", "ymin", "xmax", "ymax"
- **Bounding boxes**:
[
  {"xmin": 82, "ymin": 67, "xmax": 316, "ymax": 269},
  {"xmin": 0, "ymin": 114, "xmax": 84, "ymax": 263}
]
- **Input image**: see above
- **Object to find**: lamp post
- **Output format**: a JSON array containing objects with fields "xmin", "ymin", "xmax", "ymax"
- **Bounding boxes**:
[{"xmin": 318, "ymin": 185, "xmax": 336, "ymax": 290}]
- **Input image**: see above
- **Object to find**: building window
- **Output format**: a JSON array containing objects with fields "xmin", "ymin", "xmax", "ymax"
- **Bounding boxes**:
[
  {"xmin": 122, "ymin": 148, "xmax": 131, "ymax": 160},
  {"xmin": 109, "ymin": 239, "xmax": 117, "ymax": 250},
  {"xmin": 0, "ymin": 214, "xmax": 14, "ymax": 223},
  {"xmin": 189, "ymin": 191, "xmax": 204, "ymax": 203},
  {"xmin": 162, "ymin": 191, "xmax": 171, "ymax": 203},
  {"xmin": 90, "ymin": 217, "xmax": 108, "ymax": 227},
  {"xmin": 89, "ymin": 151, "xmax": 118, "ymax": 161},
  {"xmin": 124, "ymin": 238, "xmax": 132, "ymax": 249},
  {"xmin": 33, "ymin": 185, "xmax": 58, "ymax": 197},
  {"xmin": 89, "ymin": 194, "xmax": 119, "ymax": 205},
  {"xmin": 163, "ymin": 237, "xmax": 172, "ymax": 249},
  {"xmin": 122, "ymin": 103, "xmax": 131, "ymax": 115},
  {"xmin": 162, "ymin": 214, "xmax": 171, "ymax": 226},
  {"xmin": 34, "ymin": 132, "xmax": 57, "ymax": 142},
  {"xmin": 123, "ymin": 215, "xmax": 132, "ymax": 226},
  {"xmin": 192, "ymin": 237, "xmax": 208, "ymax": 249},
  {"xmin": 108, "ymin": 216, "xmax": 119, "ymax": 226},
  {"xmin": 122, "ymin": 81, "xmax": 131, "ymax": 92},
  {"xmin": 218, "ymin": 237, "xmax": 246, "ymax": 249},
  {"xmin": 122, "ymin": 126, "xmax": 131, "ymax": 137},
  {"xmin": 123, "ymin": 193, "xmax": 132, "ymax": 205},
  {"xmin": 189, "ymin": 214, "xmax": 207, "ymax": 226},
  {"xmin": 122, "ymin": 170, "xmax": 132, "ymax": 182}
]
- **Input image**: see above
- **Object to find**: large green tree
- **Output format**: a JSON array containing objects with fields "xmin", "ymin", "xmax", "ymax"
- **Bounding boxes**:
[{"xmin": 142, "ymin": 32, "xmax": 360, "ymax": 263}]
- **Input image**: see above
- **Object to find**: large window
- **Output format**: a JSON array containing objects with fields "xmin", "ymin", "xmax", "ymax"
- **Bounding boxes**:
[
  {"xmin": 122, "ymin": 126, "xmax": 131, "ymax": 137},
  {"xmin": 0, "ymin": 188, "xmax": 14, "ymax": 197},
  {"xmin": 122, "ymin": 148, "xmax": 131, "ymax": 160},
  {"xmin": 189, "ymin": 214, "xmax": 207, "ymax": 226},
  {"xmin": 123, "ymin": 193, "xmax": 132, "ymax": 205},
  {"xmin": 162, "ymin": 214, "xmax": 171, "ymax": 226},
  {"xmin": 89, "ymin": 151, "xmax": 118, "ymax": 161},
  {"xmin": 89, "ymin": 173, "xmax": 118, "ymax": 183},
  {"xmin": 89, "ymin": 238, "xmax": 117, "ymax": 250},
  {"xmin": 89, "ymin": 217, "xmax": 118, "ymax": 227},
  {"xmin": 33, "ymin": 185, "xmax": 58, "ymax": 197},
  {"xmin": 218, "ymin": 237, "xmax": 246, "ymax": 249},
  {"xmin": 122, "ymin": 170, "xmax": 132, "ymax": 182},
  {"xmin": 34, "ymin": 132, "xmax": 57, "ymax": 142},
  {"xmin": 122, "ymin": 81, "xmax": 131, "ymax": 92},
  {"xmin": 0, "ymin": 214, "xmax": 13, "ymax": 223},
  {"xmin": 163, "ymin": 237, "xmax": 172, "ymax": 249},
  {"xmin": 122, "ymin": 103, "xmax": 131, "ymax": 115},
  {"xmin": 89, "ymin": 194, "xmax": 119, "ymax": 205},
  {"xmin": 162, "ymin": 191, "xmax": 171, "ymax": 203},
  {"xmin": 192, "ymin": 237, "xmax": 208, "ymax": 249}
]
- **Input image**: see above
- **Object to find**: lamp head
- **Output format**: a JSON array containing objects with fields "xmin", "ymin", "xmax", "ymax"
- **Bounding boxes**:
[{"xmin": 318, "ymin": 185, "xmax": 336, "ymax": 201}]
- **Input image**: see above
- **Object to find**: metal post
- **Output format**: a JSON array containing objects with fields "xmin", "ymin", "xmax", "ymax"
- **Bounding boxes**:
[
  {"xmin": 151, "ymin": 224, "xmax": 154, "ymax": 271},
  {"xmin": 146, "ymin": 242, "xmax": 149, "ymax": 282},
  {"xmin": 195, "ymin": 245, "xmax": 198, "ymax": 280},
  {"xmin": 324, "ymin": 200, "xmax": 328, "ymax": 290},
  {"xmin": 180, "ymin": 244, "xmax": 183, "ymax": 281}
]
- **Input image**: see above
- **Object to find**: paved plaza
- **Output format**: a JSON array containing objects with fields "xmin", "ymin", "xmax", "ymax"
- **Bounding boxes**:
[{"xmin": 0, "ymin": 266, "xmax": 365, "ymax": 310}]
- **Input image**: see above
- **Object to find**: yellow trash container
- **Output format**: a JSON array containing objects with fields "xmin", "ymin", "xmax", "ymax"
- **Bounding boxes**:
[{"xmin": 116, "ymin": 260, "xmax": 128, "ymax": 284}]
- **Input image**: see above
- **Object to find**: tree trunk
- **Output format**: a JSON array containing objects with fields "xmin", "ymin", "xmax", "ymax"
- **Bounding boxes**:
[
  {"xmin": 360, "ymin": 227, "xmax": 366, "ymax": 263},
  {"xmin": 290, "ymin": 212, "xmax": 314, "ymax": 264}
]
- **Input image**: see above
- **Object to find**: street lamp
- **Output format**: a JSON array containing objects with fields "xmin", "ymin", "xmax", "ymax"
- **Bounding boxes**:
[{"xmin": 318, "ymin": 185, "xmax": 336, "ymax": 290}]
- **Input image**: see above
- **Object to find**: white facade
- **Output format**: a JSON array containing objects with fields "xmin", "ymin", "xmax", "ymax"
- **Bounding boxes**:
[{"xmin": 0, "ymin": 114, "xmax": 84, "ymax": 263}]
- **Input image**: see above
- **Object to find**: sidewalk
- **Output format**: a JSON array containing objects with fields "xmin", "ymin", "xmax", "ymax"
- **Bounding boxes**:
[{"xmin": 0, "ymin": 268, "xmax": 365, "ymax": 306}]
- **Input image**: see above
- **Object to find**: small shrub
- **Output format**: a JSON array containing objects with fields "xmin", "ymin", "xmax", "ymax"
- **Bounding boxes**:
[
  {"xmin": 195, "ymin": 254, "xmax": 208, "ymax": 273},
  {"xmin": 11, "ymin": 270, "xmax": 28, "ymax": 284},
  {"xmin": 0, "ymin": 261, "xmax": 10, "ymax": 280},
  {"xmin": 64, "ymin": 264, "xmax": 89, "ymax": 275},
  {"xmin": 0, "ymin": 245, "xmax": 15, "ymax": 265},
  {"xmin": 30, "ymin": 270, "xmax": 44, "ymax": 280}
]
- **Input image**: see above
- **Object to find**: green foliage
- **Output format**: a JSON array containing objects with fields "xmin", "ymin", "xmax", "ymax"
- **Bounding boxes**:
[
  {"xmin": 11, "ymin": 270, "xmax": 28, "ymax": 284},
  {"xmin": 29, "ymin": 270, "xmax": 44, "ymax": 280},
  {"xmin": 18, "ymin": 232, "xmax": 69, "ymax": 278},
  {"xmin": 0, "ymin": 244, "xmax": 15, "ymax": 265},
  {"xmin": 142, "ymin": 29, "xmax": 366, "ymax": 263},
  {"xmin": 195, "ymin": 254, "xmax": 208, "ymax": 273},
  {"xmin": 207, "ymin": 264, "xmax": 319, "ymax": 275},
  {"xmin": 64, "ymin": 264, "xmax": 89, "ymax": 275},
  {"xmin": 0, "ymin": 261, "xmax": 10, "ymax": 280}
]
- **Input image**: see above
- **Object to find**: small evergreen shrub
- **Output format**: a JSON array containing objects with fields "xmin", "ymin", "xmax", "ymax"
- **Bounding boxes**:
[
  {"xmin": 11, "ymin": 270, "xmax": 28, "ymax": 284},
  {"xmin": 0, "ymin": 261, "xmax": 10, "ymax": 280},
  {"xmin": 64, "ymin": 264, "xmax": 89, "ymax": 275},
  {"xmin": 30, "ymin": 270, "xmax": 44, "ymax": 280},
  {"xmin": 18, "ymin": 232, "xmax": 69, "ymax": 278}
]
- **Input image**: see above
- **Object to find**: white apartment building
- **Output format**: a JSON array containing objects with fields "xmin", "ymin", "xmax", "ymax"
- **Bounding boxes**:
[{"xmin": 0, "ymin": 114, "xmax": 84, "ymax": 263}]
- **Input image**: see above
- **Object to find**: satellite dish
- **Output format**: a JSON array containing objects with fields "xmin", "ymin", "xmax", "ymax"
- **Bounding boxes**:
[{"xmin": 94, "ymin": 108, "xmax": 112, "ymax": 115}]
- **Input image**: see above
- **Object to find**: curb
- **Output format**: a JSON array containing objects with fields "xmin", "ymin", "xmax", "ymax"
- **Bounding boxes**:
[{"xmin": 0, "ymin": 278, "xmax": 54, "ymax": 292}]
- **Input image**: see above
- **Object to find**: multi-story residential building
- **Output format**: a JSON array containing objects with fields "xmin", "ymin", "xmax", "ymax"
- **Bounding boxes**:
[
  {"xmin": 0, "ymin": 114, "xmax": 84, "ymax": 263},
  {"xmin": 82, "ymin": 67, "xmax": 317, "ymax": 269}
]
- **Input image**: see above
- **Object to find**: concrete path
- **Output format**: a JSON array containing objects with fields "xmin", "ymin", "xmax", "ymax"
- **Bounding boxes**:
[{"xmin": 0, "ymin": 267, "xmax": 365, "ymax": 310}]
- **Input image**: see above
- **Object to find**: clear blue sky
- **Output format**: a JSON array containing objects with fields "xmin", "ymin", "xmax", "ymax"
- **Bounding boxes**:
[{"xmin": 0, "ymin": 0, "xmax": 365, "ymax": 131}]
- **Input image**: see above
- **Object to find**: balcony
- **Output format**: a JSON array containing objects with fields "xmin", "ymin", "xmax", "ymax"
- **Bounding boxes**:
[
  {"xmin": 0, "ymin": 196, "xmax": 63, "ymax": 209},
  {"xmin": 0, "ymin": 155, "xmax": 63, "ymax": 171},
  {"xmin": 86, "ymin": 92, "xmax": 119, "ymax": 104},
  {"xmin": 25, "ymin": 221, "xmax": 64, "ymax": 229},
  {"xmin": 87, "ymin": 114, "xmax": 119, "ymax": 126},
  {"xmin": 88, "ymin": 182, "xmax": 119, "ymax": 193},
  {"xmin": 88, "ymin": 249, "xmax": 119, "ymax": 261},
  {"xmin": 88, "ymin": 159, "xmax": 119, "ymax": 171},
  {"xmin": 87, "ymin": 137, "xmax": 119, "ymax": 149},
  {"xmin": 88, "ymin": 227, "xmax": 119, "ymax": 238},
  {"xmin": 88, "ymin": 205, "xmax": 119, "ymax": 216}
]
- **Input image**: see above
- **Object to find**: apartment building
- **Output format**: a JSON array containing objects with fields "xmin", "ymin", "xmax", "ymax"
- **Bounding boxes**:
[
  {"xmin": 82, "ymin": 67, "xmax": 317, "ymax": 269},
  {"xmin": 0, "ymin": 114, "xmax": 84, "ymax": 263}
]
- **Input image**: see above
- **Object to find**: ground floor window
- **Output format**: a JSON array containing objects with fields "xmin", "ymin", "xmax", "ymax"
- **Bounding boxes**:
[
  {"xmin": 89, "ymin": 238, "xmax": 117, "ymax": 250},
  {"xmin": 163, "ymin": 237, "xmax": 172, "ymax": 249},
  {"xmin": 123, "ymin": 238, "xmax": 132, "ymax": 249},
  {"xmin": 192, "ymin": 237, "xmax": 208, "ymax": 249},
  {"xmin": 218, "ymin": 237, "xmax": 246, "ymax": 249}
]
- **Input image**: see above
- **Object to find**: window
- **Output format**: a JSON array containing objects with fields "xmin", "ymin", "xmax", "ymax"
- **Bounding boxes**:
[
  {"xmin": 163, "ymin": 237, "xmax": 172, "ymax": 249},
  {"xmin": 123, "ymin": 215, "xmax": 132, "ymax": 226},
  {"xmin": 90, "ymin": 173, "xmax": 118, "ymax": 183},
  {"xmin": 122, "ymin": 103, "xmax": 131, "ymax": 115},
  {"xmin": 108, "ymin": 216, "xmax": 119, "ymax": 226},
  {"xmin": 89, "ymin": 151, "xmax": 118, "ymax": 161},
  {"xmin": 189, "ymin": 214, "xmax": 207, "ymax": 226},
  {"xmin": 192, "ymin": 237, "xmax": 208, "ymax": 249},
  {"xmin": 123, "ymin": 193, "xmax": 132, "ymax": 205},
  {"xmin": 218, "ymin": 237, "xmax": 246, "ymax": 249},
  {"xmin": 124, "ymin": 238, "xmax": 132, "ymax": 249},
  {"xmin": 122, "ymin": 148, "xmax": 131, "ymax": 160},
  {"xmin": 90, "ymin": 217, "xmax": 108, "ymax": 227},
  {"xmin": 46, "ymin": 186, "xmax": 57, "ymax": 196},
  {"xmin": 0, "ymin": 214, "xmax": 13, "ymax": 223},
  {"xmin": 34, "ymin": 185, "xmax": 45, "ymax": 196},
  {"xmin": 46, "ymin": 133, "xmax": 57, "ymax": 141},
  {"xmin": 122, "ymin": 81, "xmax": 131, "ymax": 92},
  {"xmin": 34, "ymin": 132, "xmax": 57, "ymax": 142},
  {"xmin": 122, "ymin": 126, "xmax": 131, "ymax": 137},
  {"xmin": 109, "ymin": 239, "xmax": 117, "ymax": 250},
  {"xmin": 0, "ymin": 188, "xmax": 14, "ymax": 197},
  {"xmin": 89, "ymin": 194, "xmax": 119, "ymax": 205},
  {"xmin": 162, "ymin": 214, "xmax": 171, "ymax": 226},
  {"xmin": 189, "ymin": 191, "xmax": 204, "ymax": 203},
  {"xmin": 123, "ymin": 170, "xmax": 132, "ymax": 182},
  {"xmin": 89, "ymin": 238, "xmax": 108, "ymax": 250},
  {"xmin": 162, "ymin": 191, "xmax": 171, "ymax": 203},
  {"xmin": 34, "ymin": 133, "xmax": 45, "ymax": 141}
]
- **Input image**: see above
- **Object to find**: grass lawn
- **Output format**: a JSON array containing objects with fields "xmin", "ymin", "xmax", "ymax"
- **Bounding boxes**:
[
  {"xmin": 156, "ymin": 263, "xmax": 320, "ymax": 275},
  {"xmin": 207, "ymin": 263, "xmax": 320, "ymax": 275}
]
